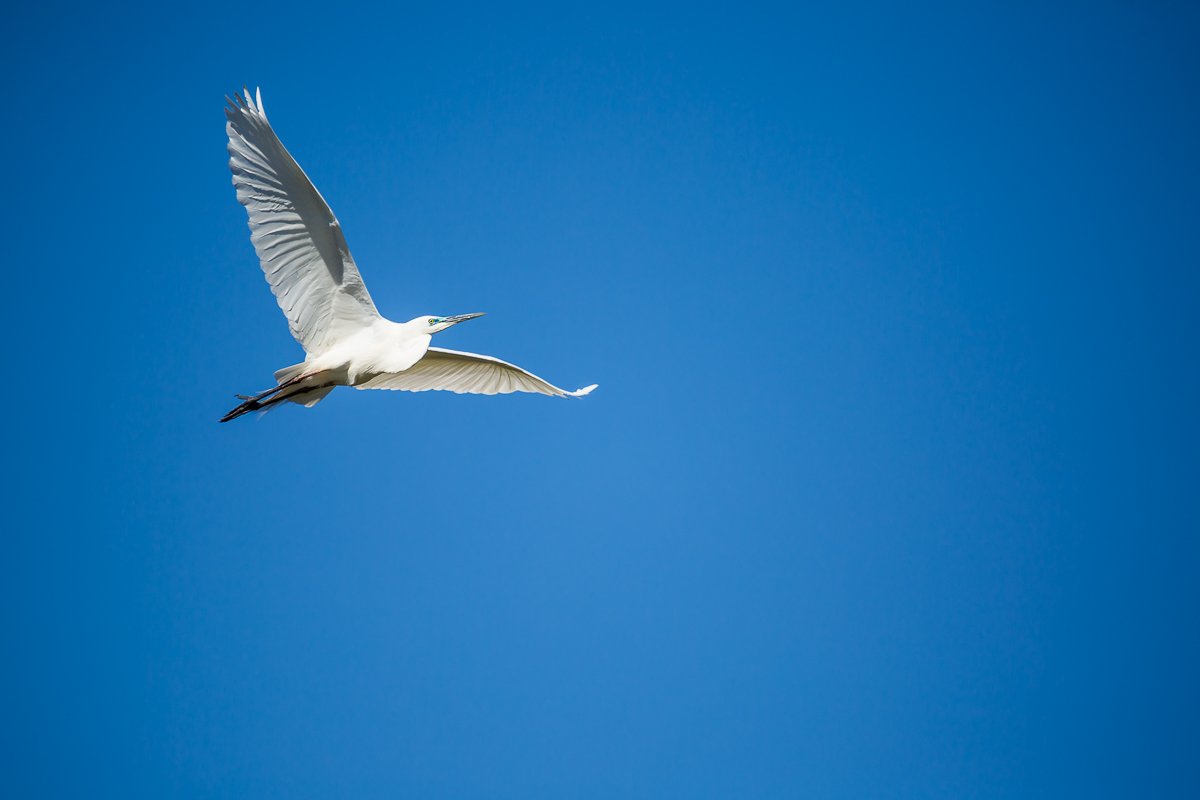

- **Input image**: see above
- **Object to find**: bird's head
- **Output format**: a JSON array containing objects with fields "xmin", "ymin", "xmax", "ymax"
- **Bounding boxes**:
[{"xmin": 414, "ymin": 312, "xmax": 486, "ymax": 334}]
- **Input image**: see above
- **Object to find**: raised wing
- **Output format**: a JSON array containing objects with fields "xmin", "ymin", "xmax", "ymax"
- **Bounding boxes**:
[
  {"xmin": 356, "ymin": 347, "xmax": 598, "ymax": 397},
  {"xmin": 226, "ymin": 88, "xmax": 379, "ymax": 355}
]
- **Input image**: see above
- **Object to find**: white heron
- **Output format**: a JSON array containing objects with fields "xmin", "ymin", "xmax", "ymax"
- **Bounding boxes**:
[{"xmin": 220, "ymin": 88, "xmax": 597, "ymax": 423}]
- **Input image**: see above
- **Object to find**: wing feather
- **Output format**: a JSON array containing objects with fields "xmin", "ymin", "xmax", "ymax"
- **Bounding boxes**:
[
  {"xmin": 226, "ymin": 88, "xmax": 379, "ymax": 354},
  {"xmin": 355, "ymin": 347, "xmax": 597, "ymax": 398}
]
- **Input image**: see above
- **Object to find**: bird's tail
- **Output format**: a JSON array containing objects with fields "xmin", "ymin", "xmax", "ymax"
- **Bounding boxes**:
[{"xmin": 273, "ymin": 361, "xmax": 308, "ymax": 384}]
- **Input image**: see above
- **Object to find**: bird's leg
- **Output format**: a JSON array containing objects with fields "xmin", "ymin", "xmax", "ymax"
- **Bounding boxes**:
[
  {"xmin": 233, "ymin": 373, "xmax": 310, "ymax": 403},
  {"xmin": 220, "ymin": 373, "xmax": 312, "ymax": 423}
]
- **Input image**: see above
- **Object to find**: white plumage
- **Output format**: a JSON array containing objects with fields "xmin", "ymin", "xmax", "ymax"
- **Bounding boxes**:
[{"xmin": 221, "ymin": 88, "xmax": 596, "ymax": 422}]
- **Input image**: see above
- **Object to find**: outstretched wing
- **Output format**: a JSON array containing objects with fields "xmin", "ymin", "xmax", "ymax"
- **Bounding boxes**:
[
  {"xmin": 226, "ymin": 88, "xmax": 379, "ymax": 355},
  {"xmin": 355, "ymin": 347, "xmax": 598, "ymax": 397}
]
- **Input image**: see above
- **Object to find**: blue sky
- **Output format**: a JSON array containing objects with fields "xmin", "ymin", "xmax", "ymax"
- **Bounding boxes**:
[{"xmin": 4, "ymin": 2, "xmax": 1198, "ymax": 797}]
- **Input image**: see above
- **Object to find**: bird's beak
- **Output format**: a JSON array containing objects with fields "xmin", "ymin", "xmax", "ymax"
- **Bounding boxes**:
[{"xmin": 444, "ymin": 312, "xmax": 485, "ymax": 326}]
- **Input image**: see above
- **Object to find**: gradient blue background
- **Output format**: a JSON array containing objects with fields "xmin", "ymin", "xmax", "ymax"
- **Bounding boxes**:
[{"xmin": 4, "ymin": 2, "xmax": 1198, "ymax": 797}]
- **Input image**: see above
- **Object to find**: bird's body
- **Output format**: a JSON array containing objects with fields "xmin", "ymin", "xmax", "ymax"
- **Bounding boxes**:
[
  {"xmin": 244, "ymin": 318, "xmax": 434, "ymax": 416},
  {"xmin": 294, "ymin": 318, "xmax": 434, "ymax": 387},
  {"xmin": 220, "ymin": 89, "xmax": 595, "ymax": 422}
]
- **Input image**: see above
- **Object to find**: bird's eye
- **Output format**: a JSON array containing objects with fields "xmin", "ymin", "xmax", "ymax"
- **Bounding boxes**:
[{"xmin": 428, "ymin": 318, "xmax": 438, "ymax": 326}]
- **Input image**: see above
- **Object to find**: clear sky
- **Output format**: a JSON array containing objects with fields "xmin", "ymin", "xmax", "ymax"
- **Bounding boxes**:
[{"xmin": 4, "ymin": 2, "xmax": 1198, "ymax": 797}]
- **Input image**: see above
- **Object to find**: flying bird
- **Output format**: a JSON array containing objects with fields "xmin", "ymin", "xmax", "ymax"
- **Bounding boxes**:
[{"xmin": 220, "ymin": 88, "xmax": 596, "ymax": 422}]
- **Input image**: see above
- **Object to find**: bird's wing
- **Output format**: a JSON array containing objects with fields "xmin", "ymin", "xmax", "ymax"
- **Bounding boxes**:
[
  {"xmin": 355, "ymin": 347, "xmax": 598, "ymax": 397},
  {"xmin": 225, "ymin": 88, "xmax": 380, "ymax": 355}
]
